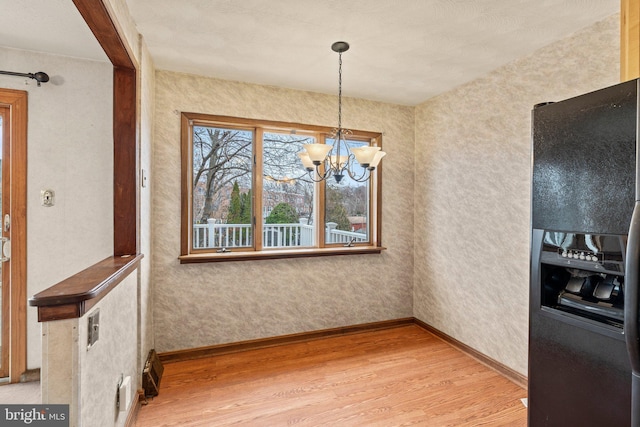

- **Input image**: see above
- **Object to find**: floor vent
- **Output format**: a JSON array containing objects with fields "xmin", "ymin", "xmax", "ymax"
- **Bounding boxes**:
[{"xmin": 142, "ymin": 349, "xmax": 164, "ymax": 398}]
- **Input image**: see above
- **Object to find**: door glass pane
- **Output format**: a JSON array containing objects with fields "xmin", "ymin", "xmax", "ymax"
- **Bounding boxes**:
[
  {"xmin": 325, "ymin": 139, "xmax": 370, "ymax": 245},
  {"xmin": 262, "ymin": 132, "xmax": 316, "ymax": 248},
  {"xmin": 191, "ymin": 125, "xmax": 253, "ymax": 249}
]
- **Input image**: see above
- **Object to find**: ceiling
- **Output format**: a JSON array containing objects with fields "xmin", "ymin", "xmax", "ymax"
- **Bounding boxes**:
[
  {"xmin": 0, "ymin": 0, "xmax": 107, "ymax": 61},
  {"xmin": 1, "ymin": 0, "xmax": 619, "ymax": 106}
]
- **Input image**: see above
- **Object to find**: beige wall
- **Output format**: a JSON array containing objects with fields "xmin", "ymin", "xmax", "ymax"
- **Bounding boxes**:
[
  {"xmin": 41, "ymin": 272, "xmax": 138, "ymax": 427},
  {"xmin": 0, "ymin": 47, "xmax": 114, "ymax": 369},
  {"xmin": 152, "ymin": 71, "xmax": 415, "ymax": 352},
  {"xmin": 413, "ymin": 14, "xmax": 620, "ymax": 375},
  {"xmin": 137, "ymin": 36, "xmax": 156, "ymax": 376}
]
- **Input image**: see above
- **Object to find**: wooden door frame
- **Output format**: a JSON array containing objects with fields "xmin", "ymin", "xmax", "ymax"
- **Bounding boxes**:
[
  {"xmin": 0, "ymin": 105, "xmax": 9, "ymax": 378},
  {"xmin": 0, "ymin": 89, "xmax": 27, "ymax": 383}
]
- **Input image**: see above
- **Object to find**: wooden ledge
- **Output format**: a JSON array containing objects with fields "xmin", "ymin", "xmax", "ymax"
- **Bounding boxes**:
[
  {"xmin": 29, "ymin": 254, "xmax": 143, "ymax": 322},
  {"xmin": 179, "ymin": 246, "xmax": 386, "ymax": 263}
]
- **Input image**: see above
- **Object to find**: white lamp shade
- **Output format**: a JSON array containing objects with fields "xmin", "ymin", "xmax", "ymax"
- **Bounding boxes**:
[
  {"xmin": 350, "ymin": 146, "xmax": 380, "ymax": 166},
  {"xmin": 297, "ymin": 152, "xmax": 315, "ymax": 169},
  {"xmin": 303, "ymin": 143, "xmax": 332, "ymax": 162},
  {"xmin": 330, "ymin": 155, "xmax": 349, "ymax": 168},
  {"xmin": 369, "ymin": 151, "xmax": 387, "ymax": 168}
]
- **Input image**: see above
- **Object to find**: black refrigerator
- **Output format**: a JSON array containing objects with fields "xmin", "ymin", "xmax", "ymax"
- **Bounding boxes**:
[{"xmin": 530, "ymin": 79, "xmax": 640, "ymax": 426}]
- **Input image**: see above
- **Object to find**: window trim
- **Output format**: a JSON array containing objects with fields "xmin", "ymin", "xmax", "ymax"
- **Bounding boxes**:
[{"xmin": 180, "ymin": 112, "xmax": 385, "ymax": 263}]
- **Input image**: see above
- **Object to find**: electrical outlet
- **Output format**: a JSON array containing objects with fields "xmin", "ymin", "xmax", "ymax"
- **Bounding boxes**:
[
  {"xmin": 87, "ymin": 309, "xmax": 99, "ymax": 349},
  {"xmin": 118, "ymin": 375, "xmax": 131, "ymax": 412}
]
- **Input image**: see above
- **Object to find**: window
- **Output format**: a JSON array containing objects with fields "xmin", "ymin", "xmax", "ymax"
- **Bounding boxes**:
[{"xmin": 180, "ymin": 113, "xmax": 383, "ymax": 262}]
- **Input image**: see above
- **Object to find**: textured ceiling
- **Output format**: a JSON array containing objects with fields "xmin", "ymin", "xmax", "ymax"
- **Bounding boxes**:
[
  {"xmin": 0, "ymin": 0, "xmax": 106, "ymax": 61},
  {"xmin": 124, "ymin": 0, "xmax": 619, "ymax": 105},
  {"xmin": 1, "ymin": 0, "xmax": 619, "ymax": 106}
]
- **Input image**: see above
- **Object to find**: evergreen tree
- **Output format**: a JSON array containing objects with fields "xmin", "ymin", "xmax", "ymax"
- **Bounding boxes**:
[
  {"xmin": 240, "ymin": 189, "xmax": 252, "ymax": 224},
  {"xmin": 227, "ymin": 181, "xmax": 242, "ymax": 224},
  {"xmin": 265, "ymin": 202, "xmax": 299, "ymax": 224}
]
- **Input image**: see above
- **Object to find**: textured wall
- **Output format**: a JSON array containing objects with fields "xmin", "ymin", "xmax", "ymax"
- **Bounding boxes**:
[
  {"xmin": 413, "ymin": 15, "xmax": 620, "ymax": 375},
  {"xmin": 0, "ymin": 47, "xmax": 114, "ymax": 369},
  {"xmin": 103, "ymin": 0, "xmax": 157, "ymax": 390},
  {"xmin": 78, "ymin": 273, "xmax": 138, "ymax": 427},
  {"xmin": 41, "ymin": 272, "xmax": 138, "ymax": 427},
  {"xmin": 153, "ymin": 71, "xmax": 415, "ymax": 352},
  {"xmin": 104, "ymin": 0, "xmax": 141, "ymax": 64},
  {"xmin": 137, "ymin": 37, "xmax": 155, "ymax": 382}
]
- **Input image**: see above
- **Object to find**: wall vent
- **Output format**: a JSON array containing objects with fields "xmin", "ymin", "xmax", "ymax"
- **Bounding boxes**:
[{"xmin": 142, "ymin": 349, "xmax": 164, "ymax": 398}]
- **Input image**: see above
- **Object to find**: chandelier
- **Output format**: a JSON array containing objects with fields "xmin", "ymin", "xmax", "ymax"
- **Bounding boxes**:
[{"xmin": 298, "ymin": 41, "xmax": 386, "ymax": 183}]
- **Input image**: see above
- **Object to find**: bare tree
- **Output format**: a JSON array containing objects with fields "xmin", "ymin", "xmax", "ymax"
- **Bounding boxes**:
[
  {"xmin": 192, "ymin": 127, "xmax": 316, "ymax": 224},
  {"xmin": 193, "ymin": 126, "xmax": 252, "ymax": 223}
]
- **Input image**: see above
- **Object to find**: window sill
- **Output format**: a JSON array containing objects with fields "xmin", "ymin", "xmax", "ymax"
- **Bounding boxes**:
[{"xmin": 179, "ymin": 246, "xmax": 386, "ymax": 263}]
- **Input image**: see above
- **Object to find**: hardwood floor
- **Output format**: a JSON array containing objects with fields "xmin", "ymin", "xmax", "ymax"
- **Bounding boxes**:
[{"xmin": 135, "ymin": 325, "xmax": 527, "ymax": 426}]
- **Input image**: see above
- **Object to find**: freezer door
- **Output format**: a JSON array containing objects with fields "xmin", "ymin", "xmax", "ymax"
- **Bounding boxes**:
[{"xmin": 532, "ymin": 79, "xmax": 637, "ymax": 235}]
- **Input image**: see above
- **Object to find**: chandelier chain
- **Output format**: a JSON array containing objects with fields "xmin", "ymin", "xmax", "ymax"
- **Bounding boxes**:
[
  {"xmin": 338, "ymin": 51, "xmax": 343, "ymax": 131},
  {"xmin": 299, "ymin": 41, "xmax": 385, "ymax": 184}
]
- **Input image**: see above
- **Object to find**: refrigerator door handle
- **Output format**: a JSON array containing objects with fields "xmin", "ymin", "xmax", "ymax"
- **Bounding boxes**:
[
  {"xmin": 626, "ymin": 201, "xmax": 640, "ymax": 373},
  {"xmin": 625, "ymin": 201, "xmax": 640, "ymax": 427}
]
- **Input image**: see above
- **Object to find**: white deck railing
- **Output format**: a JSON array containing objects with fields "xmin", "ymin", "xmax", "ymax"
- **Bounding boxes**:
[
  {"xmin": 192, "ymin": 221, "xmax": 367, "ymax": 249},
  {"xmin": 325, "ymin": 227, "xmax": 365, "ymax": 244}
]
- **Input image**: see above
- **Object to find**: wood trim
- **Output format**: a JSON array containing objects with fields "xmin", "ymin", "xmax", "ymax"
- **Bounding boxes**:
[
  {"xmin": 412, "ymin": 318, "xmax": 528, "ymax": 390},
  {"xmin": 317, "ymin": 133, "xmax": 327, "ymax": 247},
  {"xmin": 0, "ymin": 105, "xmax": 9, "ymax": 379},
  {"xmin": 621, "ymin": 0, "xmax": 640, "ymax": 81},
  {"xmin": 28, "ymin": 254, "xmax": 143, "ymax": 322},
  {"xmin": 158, "ymin": 318, "xmax": 415, "ymax": 363},
  {"xmin": 71, "ymin": 0, "xmax": 135, "ymax": 69},
  {"xmin": 124, "ymin": 389, "xmax": 145, "ymax": 427},
  {"xmin": 11, "ymin": 92, "xmax": 27, "ymax": 384},
  {"xmin": 113, "ymin": 67, "xmax": 138, "ymax": 256},
  {"xmin": 179, "ymin": 245, "xmax": 385, "ymax": 263},
  {"xmin": 180, "ymin": 113, "xmax": 192, "ymax": 256},
  {"xmin": 0, "ymin": 89, "xmax": 28, "ymax": 383},
  {"xmin": 182, "ymin": 112, "xmax": 381, "ymax": 139},
  {"xmin": 253, "ymin": 127, "xmax": 264, "ymax": 250},
  {"xmin": 374, "ymin": 135, "xmax": 383, "ymax": 247}
]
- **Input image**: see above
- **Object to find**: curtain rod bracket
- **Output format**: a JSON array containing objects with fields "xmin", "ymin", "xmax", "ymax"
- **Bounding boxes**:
[{"xmin": 0, "ymin": 70, "xmax": 49, "ymax": 86}]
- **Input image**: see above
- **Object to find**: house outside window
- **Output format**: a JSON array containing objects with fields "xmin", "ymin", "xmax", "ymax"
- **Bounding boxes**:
[{"xmin": 180, "ymin": 113, "xmax": 384, "ymax": 262}]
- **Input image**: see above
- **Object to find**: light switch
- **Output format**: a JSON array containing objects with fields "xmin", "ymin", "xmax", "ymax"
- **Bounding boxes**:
[{"xmin": 141, "ymin": 169, "xmax": 147, "ymax": 188}]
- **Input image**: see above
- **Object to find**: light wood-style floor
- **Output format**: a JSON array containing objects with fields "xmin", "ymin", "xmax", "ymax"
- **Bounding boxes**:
[{"xmin": 135, "ymin": 325, "xmax": 527, "ymax": 426}]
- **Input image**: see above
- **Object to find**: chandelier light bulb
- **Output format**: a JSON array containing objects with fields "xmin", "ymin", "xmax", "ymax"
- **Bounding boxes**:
[
  {"xmin": 350, "ymin": 146, "xmax": 380, "ymax": 167},
  {"xmin": 303, "ymin": 143, "xmax": 333, "ymax": 164},
  {"xmin": 369, "ymin": 151, "xmax": 387, "ymax": 169}
]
